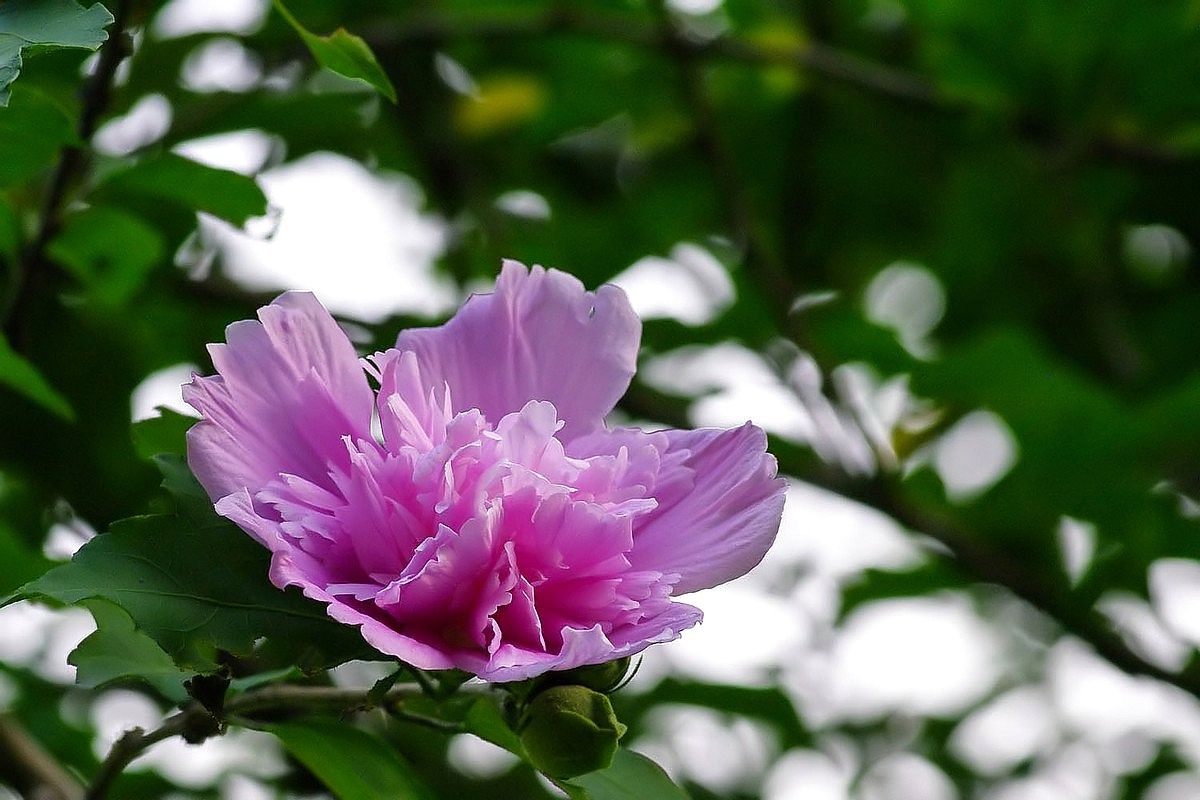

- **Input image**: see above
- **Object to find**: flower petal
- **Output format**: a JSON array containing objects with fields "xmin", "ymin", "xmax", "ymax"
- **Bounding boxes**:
[
  {"xmin": 215, "ymin": 490, "xmax": 459, "ymax": 670},
  {"xmin": 478, "ymin": 599, "xmax": 702, "ymax": 683},
  {"xmin": 395, "ymin": 261, "xmax": 641, "ymax": 442},
  {"xmin": 615, "ymin": 423, "xmax": 786, "ymax": 594},
  {"xmin": 185, "ymin": 291, "xmax": 373, "ymax": 499},
  {"xmin": 271, "ymin": 548, "xmax": 458, "ymax": 671}
]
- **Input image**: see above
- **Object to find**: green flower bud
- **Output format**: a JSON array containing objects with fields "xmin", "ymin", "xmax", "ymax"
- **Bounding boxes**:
[
  {"xmin": 519, "ymin": 685, "xmax": 628, "ymax": 779},
  {"xmin": 543, "ymin": 657, "xmax": 633, "ymax": 694}
]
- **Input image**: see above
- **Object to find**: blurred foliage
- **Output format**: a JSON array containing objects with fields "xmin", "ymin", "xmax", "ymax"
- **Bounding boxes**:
[{"xmin": 2, "ymin": 0, "xmax": 1200, "ymax": 798}]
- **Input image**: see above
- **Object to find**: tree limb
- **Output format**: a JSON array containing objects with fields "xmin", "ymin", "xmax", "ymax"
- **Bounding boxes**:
[
  {"xmin": 0, "ymin": 714, "xmax": 83, "ymax": 800},
  {"xmin": 622, "ymin": 380, "xmax": 1200, "ymax": 699},
  {"xmin": 84, "ymin": 681, "xmax": 449, "ymax": 800}
]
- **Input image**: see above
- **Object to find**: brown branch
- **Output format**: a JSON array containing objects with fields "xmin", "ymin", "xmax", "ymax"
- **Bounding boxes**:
[
  {"xmin": 0, "ymin": 714, "xmax": 84, "ymax": 800},
  {"xmin": 83, "ymin": 716, "xmax": 184, "ymax": 800},
  {"xmin": 84, "ymin": 681, "xmax": 444, "ymax": 800}
]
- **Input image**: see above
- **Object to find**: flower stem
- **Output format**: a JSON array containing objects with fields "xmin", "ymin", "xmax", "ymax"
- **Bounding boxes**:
[{"xmin": 85, "ymin": 681, "xmax": 442, "ymax": 800}]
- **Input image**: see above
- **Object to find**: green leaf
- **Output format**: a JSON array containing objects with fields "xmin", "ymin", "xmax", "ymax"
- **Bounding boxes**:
[
  {"xmin": 0, "ymin": 0, "xmax": 114, "ymax": 106},
  {"xmin": 0, "ymin": 37, "xmax": 19, "ymax": 106},
  {"xmin": 70, "ymin": 598, "xmax": 190, "ymax": 702},
  {"xmin": 131, "ymin": 407, "xmax": 195, "ymax": 460},
  {"xmin": 464, "ymin": 696, "xmax": 525, "ymax": 757},
  {"xmin": 566, "ymin": 748, "xmax": 691, "ymax": 800},
  {"xmin": 10, "ymin": 457, "xmax": 375, "ymax": 671},
  {"xmin": 228, "ymin": 666, "xmax": 302, "ymax": 694},
  {"xmin": 839, "ymin": 561, "xmax": 965, "ymax": 620},
  {"xmin": 619, "ymin": 678, "xmax": 811, "ymax": 750},
  {"xmin": 264, "ymin": 718, "xmax": 435, "ymax": 800},
  {"xmin": 97, "ymin": 153, "xmax": 268, "ymax": 226},
  {"xmin": 48, "ymin": 206, "xmax": 164, "ymax": 304},
  {"xmin": 272, "ymin": 0, "xmax": 396, "ymax": 103},
  {"xmin": 0, "ymin": 85, "xmax": 75, "ymax": 186},
  {"xmin": 0, "ymin": 332, "xmax": 74, "ymax": 420},
  {"xmin": 366, "ymin": 665, "xmax": 406, "ymax": 707}
]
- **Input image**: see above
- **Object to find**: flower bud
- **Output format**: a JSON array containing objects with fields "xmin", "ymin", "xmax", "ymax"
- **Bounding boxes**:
[
  {"xmin": 542, "ymin": 657, "xmax": 632, "ymax": 694},
  {"xmin": 519, "ymin": 685, "xmax": 628, "ymax": 779}
]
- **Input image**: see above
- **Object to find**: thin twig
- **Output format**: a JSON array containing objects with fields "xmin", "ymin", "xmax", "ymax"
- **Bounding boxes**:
[
  {"xmin": 84, "ymin": 716, "xmax": 186, "ymax": 800},
  {"xmin": 0, "ymin": 714, "xmax": 84, "ymax": 800},
  {"xmin": 84, "ymin": 681, "xmax": 447, "ymax": 800}
]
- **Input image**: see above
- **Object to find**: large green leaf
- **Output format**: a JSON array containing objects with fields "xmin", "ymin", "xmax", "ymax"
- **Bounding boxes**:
[
  {"xmin": 97, "ymin": 153, "xmax": 268, "ymax": 226},
  {"xmin": 264, "ymin": 718, "xmax": 435, "ymax": 800},
  {"xmin": 0, "ymin": 332, "xmax": 74, "ymax": 420},
  {"xmin": 0, "ymin": 0, "xmax": 113, "ymax": 106},
  {"xmin": 48, "ymin": 206, "xmax": 164, "ymax": 304},
  {"xmin": 272, "ymin": 0, "xmax": 396, "ymax": 103},
  {"xmin": 9, "ymin": 457, "xmax": 375, "ymax": 671},
  {"xmin": 70, "ymin": 598, "xmax": 190, "ymax": 702},
  {"xmin": 566, "ymin": 748, "xmax": 691, "ymax": 800}
]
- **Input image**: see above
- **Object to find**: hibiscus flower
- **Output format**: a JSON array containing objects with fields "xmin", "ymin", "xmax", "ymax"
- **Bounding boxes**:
[{"xmin": 186, "ymin": 261, "xmax": 786, "ymax": 681}]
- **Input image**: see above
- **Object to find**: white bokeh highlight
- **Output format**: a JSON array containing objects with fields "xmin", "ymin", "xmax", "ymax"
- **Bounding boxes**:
[
  {"xmin": 152, "ymin": 0, "xmax": 268, "ymax": 39},
  {"xmin": 611, "ymin": 242, "xmax": 735, "ymax": 325},
  {"xmin": 201, "ymin": 152, "xmax": 458, "ymax": 322}
]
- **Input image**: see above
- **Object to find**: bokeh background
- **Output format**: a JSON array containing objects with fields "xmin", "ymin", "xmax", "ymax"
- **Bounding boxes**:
[{"xmin": 5, "ymin": 0, "xmax": 1200, "ymax": 798}]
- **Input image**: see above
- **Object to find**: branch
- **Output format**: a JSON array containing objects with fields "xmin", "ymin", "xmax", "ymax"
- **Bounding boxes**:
[
  {"xmin": 84, "ymin": 716, "xmax": 183, "ymax": 800},
  {"xmin": 84, "ymin": 681, "xmax": 443, "ymax": 800},
  {"xmin": 370, "ymin": 7, "xmax": 939, "ymax": 109},
  {"xmin": 0, "ymin": 714, "xmax": 84, "ymax": 800},
  {"xmin": 367, "ymin": 8, "xmax": 1182, "ymax": 167},
  {"xmin": 3, "ymin": 0, "xmax": 132, "ymax": 344},
  {"xmin": 623, "ymin": 380, "xmax": 1200, "ymax": 699},
  {"xmin": 871, "ymin": 483, "xmax": 1200, "ymax": 696},
  {"xmin": 630, "ymin": 6, "xmax": 1200, "ymax": 701}
]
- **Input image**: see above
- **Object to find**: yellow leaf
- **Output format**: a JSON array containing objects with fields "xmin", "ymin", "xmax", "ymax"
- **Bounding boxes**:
[{"xmin": 455, "ymin": 75, "xmax": 546, "ymax": 138}]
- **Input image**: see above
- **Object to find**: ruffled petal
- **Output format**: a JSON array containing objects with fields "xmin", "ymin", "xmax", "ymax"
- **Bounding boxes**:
[
  {"xmin": 371, "ymin": 349, "xmax": 454, "ymax": 453},
  {"xmin": 477, "ymin": 599, "xmax": 702, "ymax": 683},
  {"xmin": 185, "ymin": 292, "xmax": 373, "ymax": 499},
  {"xmin": 270, "ymin": 548, "xmax": 458, "ymax": 671},
  {"xmin": 395, "ymin": 261, "xmax": 641, "ymax": 442},
  {"xmin": 623, "ymin": 423, "xmax": 786, "ymax": 594}
]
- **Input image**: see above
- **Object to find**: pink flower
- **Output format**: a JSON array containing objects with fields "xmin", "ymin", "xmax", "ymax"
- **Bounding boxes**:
[{"xmin": 185, "ymin": 262, "xmax": 786, "ymax": 682}]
